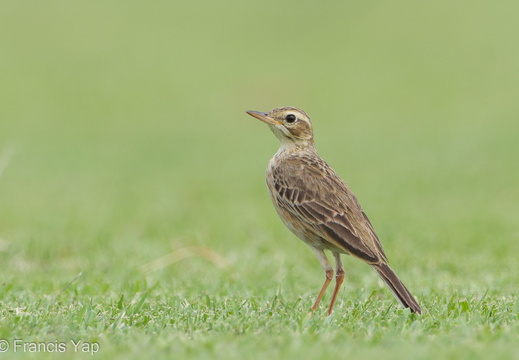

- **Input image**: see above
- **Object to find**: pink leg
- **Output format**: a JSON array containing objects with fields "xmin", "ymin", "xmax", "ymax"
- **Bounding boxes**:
[
  {"xmin": 310, "ymin": 248, "xmax": 333, "ymax": 311},
  {"xmin": 311, "ymin": 269, "xmax": 334, "ymax": 311},
  {"xmin": 327, "ymin": 253, "xmax": 345, "ymax": 316}
]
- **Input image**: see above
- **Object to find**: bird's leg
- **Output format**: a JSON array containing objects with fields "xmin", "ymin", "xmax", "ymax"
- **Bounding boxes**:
[
  {"xmin": 310, "ymin": 248, "xmax": 333, "ymax": 312},
  {"xmin": 327, "ymin": 253, "xmax": 345, "ymax": 316}
]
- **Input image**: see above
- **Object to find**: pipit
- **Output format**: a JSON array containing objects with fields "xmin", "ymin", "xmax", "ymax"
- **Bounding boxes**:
[{"xmin": 246, "ymin": 107, "xmax": 421, "ymax": 315}]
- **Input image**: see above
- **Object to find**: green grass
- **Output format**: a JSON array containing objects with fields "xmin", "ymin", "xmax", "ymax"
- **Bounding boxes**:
[{"xmin": 0, "ymin": 1, "xmax": 518, "ymax": 359}]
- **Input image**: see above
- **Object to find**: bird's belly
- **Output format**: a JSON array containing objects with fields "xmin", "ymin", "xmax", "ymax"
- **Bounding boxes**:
[{"xmin": 276, "ymin": 208, "xmax": 347, "ymax": 254}]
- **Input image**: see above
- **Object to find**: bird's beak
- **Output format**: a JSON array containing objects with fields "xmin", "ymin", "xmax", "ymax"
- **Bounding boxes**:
[{"xmin": 246, "ymin": 111, "xmax": 282, "ymax": 126}]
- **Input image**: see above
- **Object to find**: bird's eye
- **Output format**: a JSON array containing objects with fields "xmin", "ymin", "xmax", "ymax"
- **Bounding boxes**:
[{"xmin": 285, "ymin": 114, "xmax": 297, "ymax": 123}]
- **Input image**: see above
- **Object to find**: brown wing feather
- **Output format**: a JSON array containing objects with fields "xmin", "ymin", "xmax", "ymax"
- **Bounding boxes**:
[{"xmin": 268, "ymin": 152, "xmax": 387, "ymax": 264}]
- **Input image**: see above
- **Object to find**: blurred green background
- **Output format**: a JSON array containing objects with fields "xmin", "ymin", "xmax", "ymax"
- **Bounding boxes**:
[{"xmin": 0, "ymin": 0, "xmax": 518, "ymax": 358}]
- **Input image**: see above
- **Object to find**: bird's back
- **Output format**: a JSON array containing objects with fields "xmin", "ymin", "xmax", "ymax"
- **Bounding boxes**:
[{"xmin": 266, "ymin": 147, "xmax": 388, "ymax": 264}]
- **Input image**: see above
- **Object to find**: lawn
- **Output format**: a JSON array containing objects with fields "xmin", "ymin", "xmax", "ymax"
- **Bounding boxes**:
[{"xmin": 0, "ymin": 1, "xmax": 518, "ymax": 359}]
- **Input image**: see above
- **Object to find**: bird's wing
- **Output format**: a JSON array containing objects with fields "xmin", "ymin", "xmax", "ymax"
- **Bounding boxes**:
[{"xmin": 270, "ymin": 155, "xmax": 387, "ymax": 264}]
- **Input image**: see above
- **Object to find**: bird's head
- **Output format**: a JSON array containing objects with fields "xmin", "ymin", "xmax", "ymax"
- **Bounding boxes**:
[{"xmin": 246, "ymin": 107, "xmax": 314, "ymax": 146}]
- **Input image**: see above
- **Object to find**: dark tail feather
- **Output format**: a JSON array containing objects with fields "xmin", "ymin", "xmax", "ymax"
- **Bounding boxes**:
[{"xmin": 371, "ymin": 263, "xmax": 422, "ymax": 314}]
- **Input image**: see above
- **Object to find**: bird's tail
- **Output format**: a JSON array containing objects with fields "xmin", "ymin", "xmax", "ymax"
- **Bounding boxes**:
[{"xmin": 371, "ymin": 263, "xmax": 422, "ymax": 314}]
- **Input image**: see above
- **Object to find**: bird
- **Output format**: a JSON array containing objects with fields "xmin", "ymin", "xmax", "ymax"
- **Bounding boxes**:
[{"xmin": 246, "ymin": 106, "xmax": 422, "ymax": 315}]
